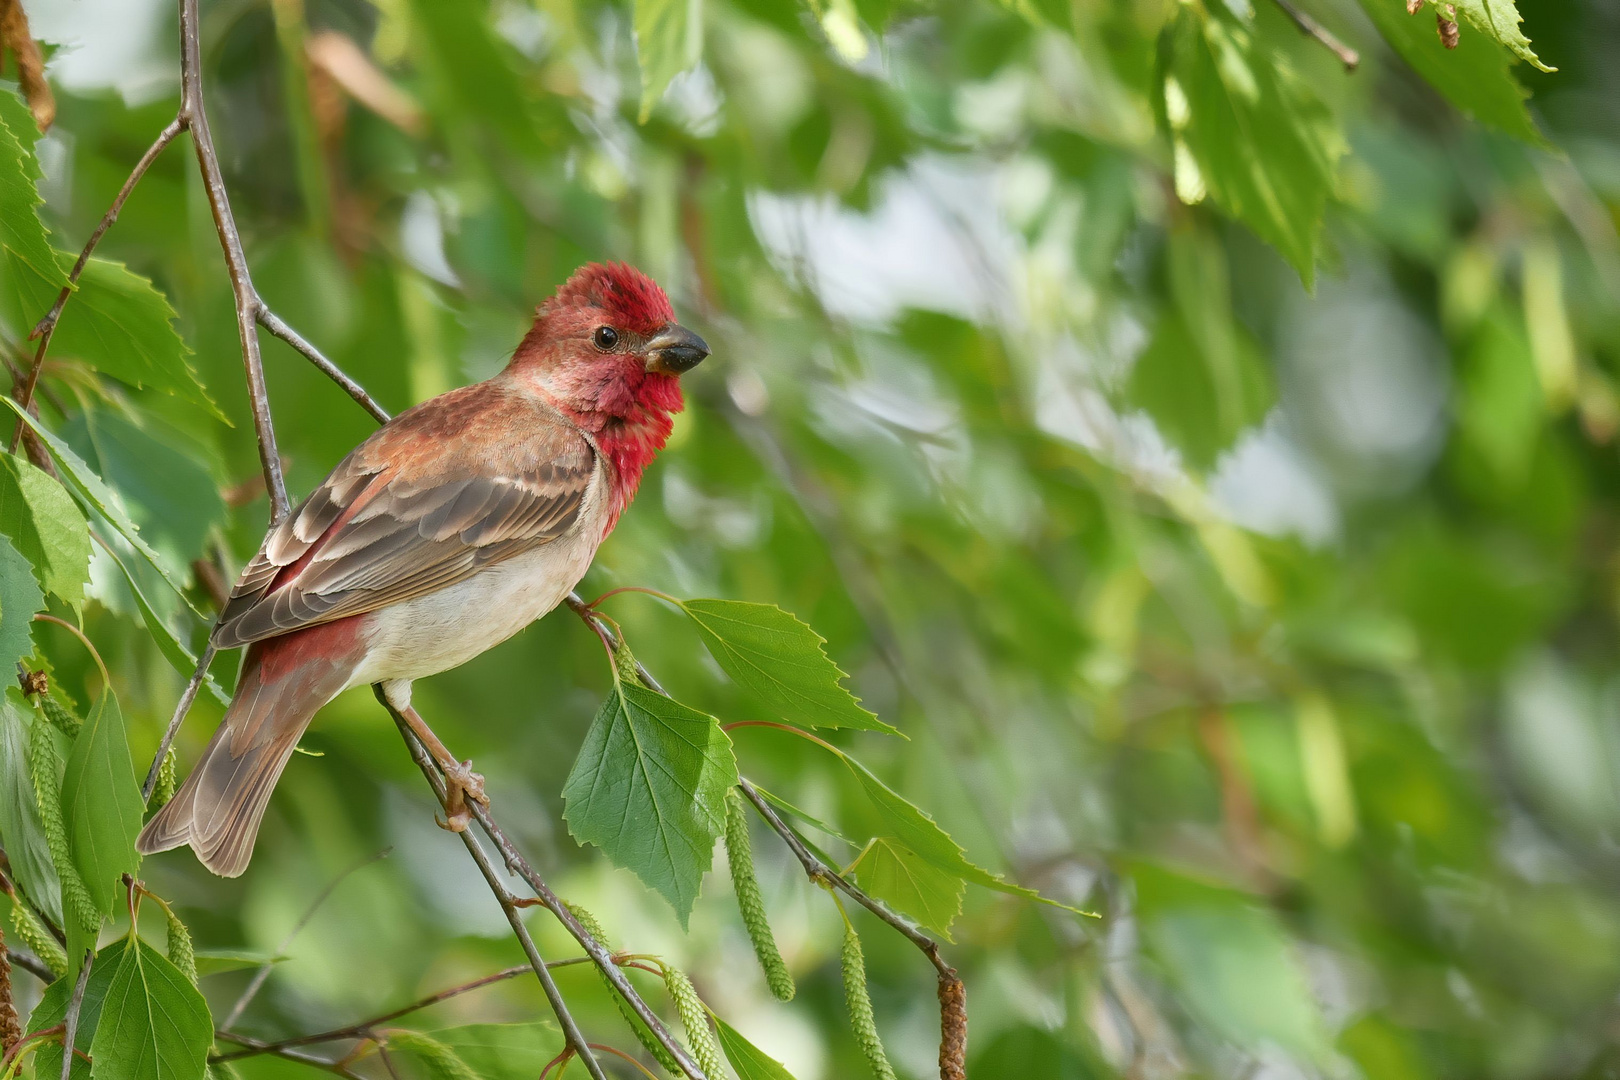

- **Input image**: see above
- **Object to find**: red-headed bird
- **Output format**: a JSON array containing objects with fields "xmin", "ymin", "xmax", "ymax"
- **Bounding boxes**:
[{"xmin": 137, "ymin": 263, "xmax": 708, "ymax": 877}]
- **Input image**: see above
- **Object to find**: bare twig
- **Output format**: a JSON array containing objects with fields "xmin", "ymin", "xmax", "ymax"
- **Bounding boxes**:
[
  {"xmin": 1270, "ymin": 0, "xmax": 1359, "ymax": 70},
  {"xmin": 256, "ymin": 308, "xmax": 391, "ymax": 425},
  {"xmin": 379, "ymin": 694, "xmax": 613, "ymax": 1080},
  {"xmin": 221, "ymin": 847, "xmax": 392, "ymax": 1029},
  {"xmin": 6, "ymin": 948, "xmax": 51, "ymax": 984},
  {"xmin": 142, "ymin": 643, "xmax": 215, "ymax": 803},
  {"xmin": 59, "ymin": 952, "xmax": 91, "ymax": 1080}
]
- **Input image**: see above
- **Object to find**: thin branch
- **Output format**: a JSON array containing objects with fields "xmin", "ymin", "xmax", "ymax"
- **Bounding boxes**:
[
  {"xmin": 380, "ymin": 694, "xmax": 612, "ymax": 1080},
  {"xmin": 178, "ymin": 0, "xmax": 287, "ymax": 524},
  {"xmin": 8, "ymin": 116, "xmax": 185, "ymax": 453},
  {"xmin": 6, "ymin": 948, "xmax": 51, "ymax": 983},
  {"xmin": 221, "ymin": 847, "xmax": 392, "ymax": 1030},
  {"xmin": 256, "ymin": 308, "xmax": 391, "ymax": 425},
  {"xmin": 58, "ymin": 953, "xmax": 91, "ymax": 1080},
  {"xmin": 1270, "ymin": 0, "xmax": 1359, "ymax": 70},
  {"xmin": 141, "ymin": 643, "xmax": 215, "ymax": 802}
]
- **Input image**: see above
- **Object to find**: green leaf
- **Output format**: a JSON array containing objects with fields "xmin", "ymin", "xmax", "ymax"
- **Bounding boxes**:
[
  {"xmin": 1357, "ymin": 0, "xmax": 1543, "ymax": 144},
  {"xmin": 1157, "ymin": 5, "xmax": 1345, "ymax": 285},
  {"xmin": 0, "ymin": 530, "xmax": 43, "ymax": 675},
  {"xmin": 678, "ymin": 599, "xmax": 898, "ymax": 734},
  {"xmin": 0, "ymin": 93, "xmax": 67, "ymax": 337},
  {"xmin": 563, "ymin": 677, "xmax": 739, "ymax": 926},
  {"xmin": 30, "ymin": 938, "xmax": 128, "ymax": 1080},
  {"xmin": 191, "ymin": 948, "xmax": 291, "ymax": 976},
  {"xmin": 0, "ymin": 690, "xmax": 62, "ymax": 926},
  {"xmin": 846, "ymin": 837, "xmax": 965, "ymax": 940},
  {"xmin": 407, "ymin": 0, "xmax": 549, "ymax": 158},
  {"xmin": 50, "ymin": 258, "xmax": 221, "ymax": 419},
  {"xmin": 714, "ymin": 1016, "xmax": 799, "ymax": 1080},
  {"xmin": 0, "ymin": 451, "xmax": 91, "ymax": 610},
  {"xmin": 635, "ymin": 0, "xmax": 704, "ymax": 121},
  {"xmin": 89, "ymin": 936, "xmax": 214, "ymax": 1080},
  {"xmin": 61, "ymin": 690, "xmax": 143, "ymax": 918},
  {"xmin": 386, "ymin": 1030, "xmax": 480, "ymax": 1080},
  {"xmin": 1439, "ymin": 0, "xmax": 1553, "ymax": 71}
]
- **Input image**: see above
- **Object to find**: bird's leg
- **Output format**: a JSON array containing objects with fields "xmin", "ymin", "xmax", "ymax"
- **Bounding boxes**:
[{"xmin": 396, "ymin": 703, "xmax": 489, "ymax": 832}]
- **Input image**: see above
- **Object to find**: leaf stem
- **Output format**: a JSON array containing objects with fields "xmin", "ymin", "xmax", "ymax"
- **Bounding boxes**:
[{"xmin": 30, "ymin": 615, "xmax": 109, "ymax": 689}]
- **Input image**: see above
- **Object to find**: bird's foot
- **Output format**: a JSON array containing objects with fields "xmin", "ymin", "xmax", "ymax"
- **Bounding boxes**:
[{"xmin": 437, "ymin": 759, "xmax": 490, "ymax": 832}]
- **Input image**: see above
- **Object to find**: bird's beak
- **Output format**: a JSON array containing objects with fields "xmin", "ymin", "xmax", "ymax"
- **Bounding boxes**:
[{"xmin": 645, "ymin": 323, "xmax": 709, "ymax": 375}]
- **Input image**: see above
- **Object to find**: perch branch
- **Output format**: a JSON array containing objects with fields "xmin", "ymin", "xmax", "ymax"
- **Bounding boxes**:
[{"xmin": 379, "ymin": 694, "xmax": 612, "ymax": 1080}]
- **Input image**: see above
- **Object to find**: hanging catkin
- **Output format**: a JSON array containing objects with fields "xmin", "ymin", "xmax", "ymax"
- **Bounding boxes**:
[
  {"xmin": 38, "ymin": 696, "xmax": 80, "ymax": 738},
  {"xmin": 149, "ymin": 746, "xmax": 177, "ymax": 810},
  {"xmin": 841, "ymin": 920, "xmax": 897, "ymax": 1080},
  {"xmin": 663, "ymin": 968, "xmax": 724, "ymax": 1080},
  {"xmin": 27, "ymin": 711, "xmax": 100, "ymax": 937},
  {"xmin": 165, "ymin": 904, "xmax": 196, "ymax": 984},
  {"xmin": 724, "ymin": 790, "xmax": 793, "ymax": 1001},
  {"xmin": 563, "ymin": 901, "xmax": 681, "ymax": 1075},
  {"xmin": 9, "ymin": 900, "xmax": 65, "ymax": 977}
]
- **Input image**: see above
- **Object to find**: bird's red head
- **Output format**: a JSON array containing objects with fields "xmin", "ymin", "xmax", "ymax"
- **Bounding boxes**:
[{"xmin": 509, "ymin": 262, "xmax": 709, "ymax": 531}]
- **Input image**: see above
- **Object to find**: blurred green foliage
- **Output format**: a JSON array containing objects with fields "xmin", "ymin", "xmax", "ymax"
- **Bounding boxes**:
[{"xmin": 0, "ymin": 0, "xmax": 1613, "ymax": 1075}]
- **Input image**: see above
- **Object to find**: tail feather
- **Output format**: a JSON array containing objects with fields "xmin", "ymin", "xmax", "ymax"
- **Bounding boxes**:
[{"xmin": 138, "ymin": 627, "xmax": 359, "ymax": 877}]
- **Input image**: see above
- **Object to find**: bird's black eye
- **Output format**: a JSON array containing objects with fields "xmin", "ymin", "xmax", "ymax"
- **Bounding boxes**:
[{"xmin": 593, "ymin": 326, "xmax": 619, "ymax": 350}]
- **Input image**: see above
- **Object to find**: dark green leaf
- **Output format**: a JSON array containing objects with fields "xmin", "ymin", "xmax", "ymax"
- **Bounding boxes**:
[
  {"xmin": 61, "ymin": 690, "xmax": 143, "ymax": 917},
  {"xmin": 563, "ymin": 677, "xmax": 739, "ymax": 926},
  {"xmin": 846, "ymin": 837, "xmax": 965, "ymax": 940},
  {"xmin": 1157, "ymin": 6, "xmax": 1344, "ymax": 284},
  {"xmin": 714, "ymin": 1016, "xmax": 799, "ymax": 1080},
  {"xmin": 0, "ymin": 450, "xmax": 92, "ymax": 610},
  {"xmin": 679, "ymin": 599, "xmax": 897, "ymax": 734},
  {"xmin": 89, "ymin": 937, "xmax": 213, "ymax": 1080},
  {"xmin": 29, "ymin": 938, "xmax": 130, "ymax": 1080}
]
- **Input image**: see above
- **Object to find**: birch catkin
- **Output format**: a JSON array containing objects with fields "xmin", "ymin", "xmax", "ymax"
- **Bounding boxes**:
[
  {"xmin": 841, "ymin": 920, "xmax": 897, "ymax": 1080},
  {"xmin": 27, "ymin": 711, "xmax": 100, "ymax": 937},
  {"xmin": 663, "ymin": 968, "xmax": 725, "ymax": 1080},
  {"xmin": 9, "ymin": 900, "xmax": 65, "ymax": 977},
  {"xmin": 150, "ymin": 746, "xmax": 178, "ymax": 810},
  {"xmin": 563, "ymin": 901, "xmax": 681, "ymax": 1074},
  {"xmin": 38, "ymin": 696, "xmax": 80, "ymax": 738},
  {"xmin": 165, "ymin": 905, "xmax": 196, "ymax": 984},
  {"xmin": 724, "ymin": 789, "xmax": 794, "ymax": 1001}
]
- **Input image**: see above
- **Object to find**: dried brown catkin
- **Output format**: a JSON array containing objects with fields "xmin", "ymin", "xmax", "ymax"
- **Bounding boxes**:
[
  {"xmin": 841, "ymin": 920, "xmax": 897, "ymax": 1080},
  {"xmin": 724, "ymin": 789, "xmax": 794, "ymax": 1001}
]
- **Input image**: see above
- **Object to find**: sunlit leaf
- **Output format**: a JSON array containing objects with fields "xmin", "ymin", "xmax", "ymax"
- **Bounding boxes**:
[
  {"xmin": 847, "ymin": 836, "xmax": 965, "ymax": 939},
  {"xmin": 61, "ymin": 689, "xmax": 143, "ymax": 917},
  {"xmin": 0, "ymin": 450, "xmax": 91, "ymax": 610},
  {"xmin": 715, "ymin": 1016, "xmax": 799, "ymax": 1080},
  {"xmin": 563, "ymin": 671, "xmax": 739, "ymax": 926},
  {"xmin": 635, "ymin": 0, "xmax": 704, "ymax": 121},
  {"xmin": 679, "ymin": 598, "xmax": 897, "ymax": 734},
  {"xmin": 1414, "ymin": 0, "xmax": 1553, "ymax": 71}
]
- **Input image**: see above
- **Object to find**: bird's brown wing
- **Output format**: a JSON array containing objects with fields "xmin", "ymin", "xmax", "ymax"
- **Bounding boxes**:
[{"xmin": 213, "ymin": 384, "xmax": 598, "ymax": 649}]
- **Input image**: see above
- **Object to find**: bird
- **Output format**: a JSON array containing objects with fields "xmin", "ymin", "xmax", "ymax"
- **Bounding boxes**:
[{"xmin": 136, "ymin": 262, "xmax": 709, "ymax": 877}]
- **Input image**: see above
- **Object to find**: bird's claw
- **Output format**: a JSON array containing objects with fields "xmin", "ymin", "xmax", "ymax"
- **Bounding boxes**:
[{"xmin": 436, "ymin": 759, "xmax": 489, "ymax": 833}]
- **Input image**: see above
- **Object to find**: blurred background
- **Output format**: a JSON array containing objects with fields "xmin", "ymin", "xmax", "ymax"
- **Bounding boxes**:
[{"xmin": 5, "ymin": 0, "xmax": 1619, "ymax": 1075}]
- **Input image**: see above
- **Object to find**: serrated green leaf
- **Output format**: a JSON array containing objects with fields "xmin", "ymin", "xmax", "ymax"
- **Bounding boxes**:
[
  {"xmin": 30, "ymin": 938, "xmax": 128, "ymax": 1080},
  {"xmin": 61, "ymin": 690, "xmax": 143, "ymax": 918},
  {"xmin": 679, "ymin": 598, "xmax": 898, "ymax": 734},
  {"xmin": 0, "ymin": 92, "xmax": 67, "ymax": 336},
  {"xmin": 89, "ymin": 937, "xmax": 213, "ymax": 1080},
  {"xmin": 1441, "ymin": 0, "xmax": 1553, "ymax": 72},
  {"xmin": 715, "ymin": 1016, "xmax": 799, "ymax": 1080},
  {"xmin": 847, "ymin": 837, "xmax": 965, "ymax": 940},
  {"xmin": 0, "ymin": 689, "xmax": 62, "ymax": 926},
  {"xmin": 51, "ymin": 258, "xmax": 221, "ymax": 419},
  {"xmin": 635, "ymin": 0, "xmax": 703, "ymax": 121},
  {"xmin": 1157, "ymin": 6, "xmax": 1345, "ymax": 285},
  {"xmin": 0, "ymin": 530, "xmax": 42, "ymax": 675},
  {"xmin": 563, "ymin": 677, "xmax": 739, "ymax": 927},
  {"xmin": 1358, "ymin": 0, "xmax": 1543, "ymax": 144},
  {"xmin": 0, "ymin": 451, "xmax": 91, "ymax": 610}
]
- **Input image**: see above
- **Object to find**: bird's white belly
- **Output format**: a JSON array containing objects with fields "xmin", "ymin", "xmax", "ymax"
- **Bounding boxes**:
[{"xmin": 345, "ymin": 532, "xmax": 599, "ymax": 689}]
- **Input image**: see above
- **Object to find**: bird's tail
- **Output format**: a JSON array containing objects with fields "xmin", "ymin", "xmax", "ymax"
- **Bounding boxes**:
[{"xmin": 138, "ymin": 626, "xmax": 359, "ymax": 878}]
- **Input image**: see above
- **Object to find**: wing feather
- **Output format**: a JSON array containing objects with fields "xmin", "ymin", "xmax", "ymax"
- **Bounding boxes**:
[{"xmin": 212, "ymin": 386, "xmax": 597, "ymax": 649}]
